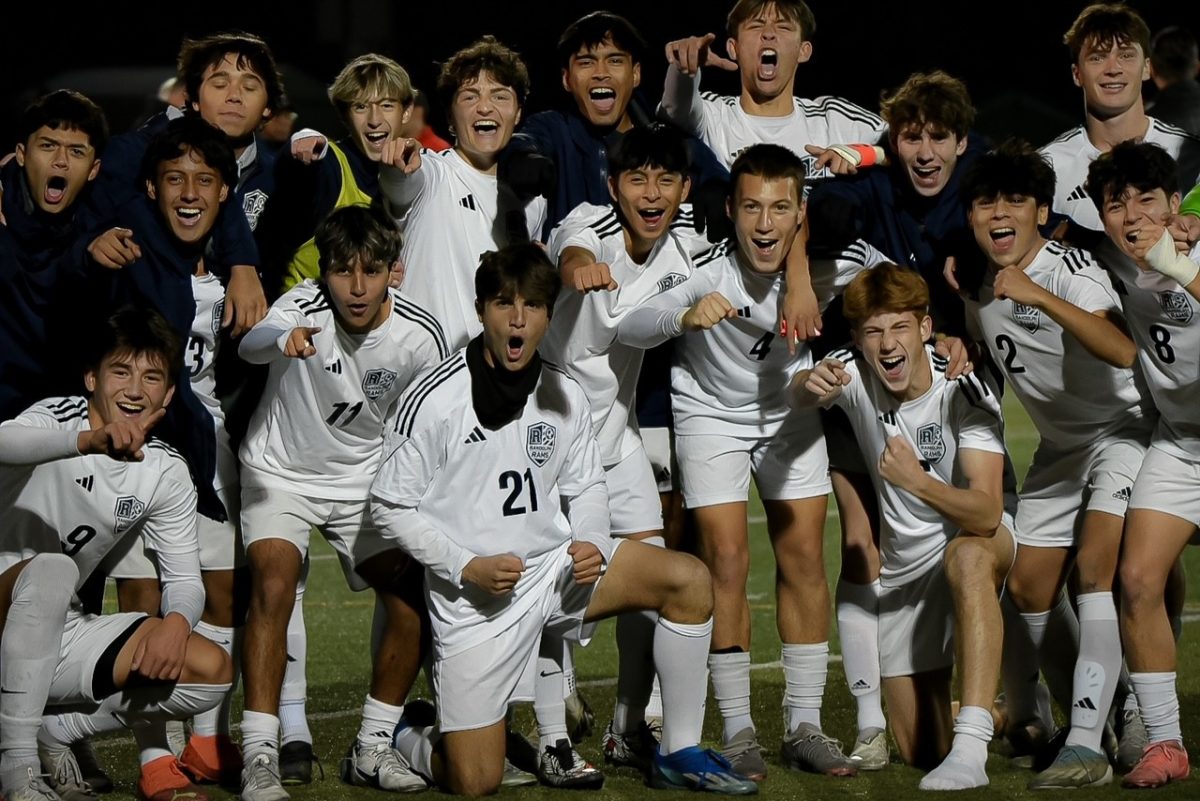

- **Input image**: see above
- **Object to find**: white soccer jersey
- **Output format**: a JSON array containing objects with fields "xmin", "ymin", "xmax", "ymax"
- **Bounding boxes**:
[
  {"xmin": 0, "ymin": 397, "xmax": 203, "ymax": 623},
  {"xmin": 542, "ymin": 203, "xmax": 695, "ymax": 466},
  {"xmin": 828, "ymin": 346, "xmax": 1011, "ymax": 587},
  {"xmin": 965, "ymin": 241, "xmax": 1152, "ymax": 449},
  {"xmin": 1096, "ymin": 243, "xmax": 1200, "ymax": 461},
  {"xmin": 238, "ymin": 280, "xmax": 448, "ymax": 499},
  {"xmin": 695, "ymin": 92, "xmax": 885, "ymax": 177},
  {"xmin": 187, "ymin": 272, "xmax": 237, "ymax": 494},
  {"xmin": 618, "ymin": 239, "xmax": 886, "ymax": 437},
  {"xmin": 387, "ymin": 148, "xmax": 547, "ymax": 351},
  {"xmin": 1040, "ymin": 118, "xmax": 1200, "ymax": 232},
  {"xmin": 372, "ymin": 353, "xmax": 608, "ymax": 656}
]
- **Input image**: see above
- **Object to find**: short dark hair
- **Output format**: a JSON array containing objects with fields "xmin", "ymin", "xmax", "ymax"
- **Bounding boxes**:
[
  {"xmin": 1063, "ymin": 3, "xmax": 1150, "ymax": 63},
  {"xmin": 16, "ymin": 89, "xmax": 109, "ymax": 154},
  {"xmin": 557, "ymin": 11, "xmax": 647, "ymax": 68},
  {"xmin": 729, "ymin": 143, "xmax": 806, "ymax": 200},
  {"xmin": 726, "ymin": 0, "xmax": 815, "ymax": 40},
  {"xmin": 881, "ymin": 70, "xmax": 975, "ymax": 142},
  {"xmin": 437, "ymin": 36, "xmax": 530, "ymax": 115},
  {"xmin": 314, "ymin": 203, "xmax": 402, "ymax": 277},
  {"xmin": 1150, "ymin": 26, "xmax": 1200, "ymax": 84},
  {"xmin": 607, "ymin": 123, "xmax": 690, "ymax": 178},
  {"xmin": 960, "ymin": 139, "xmax": 1056, "ymax": 210},
  {"xmin": 87, "ymin": 306, "xmax": 183, "ymax": 387},
  {"xmin": 475, "ymin": 243, "xmax": 562, "ymax": 314},
  {"xmin": 1085, "ymin": 140, "xmax": 1179, "ymax": 211},
  {"xmin": 139, "ymin": 116, "xmax": 238, "ymax": 188},
  {"xmin": 177, "ymin": 31, "xmax": 284, "ymax": 115}
]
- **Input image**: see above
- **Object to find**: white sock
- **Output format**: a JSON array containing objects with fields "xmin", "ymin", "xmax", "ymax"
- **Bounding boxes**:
[
  {"xmin": 655, "ymin": 617, "xmax": 712, "ymax": 755},
  {"xmin": 562, "ymin": 640, "xmax": 577, "ymax": 700},
  {"xmin": 0, "ymin": 555, "xmax": 76, "ymax": 786},
  {"xmin": 240, "ymin": 711, "xmax": 281, "ymax": 758},
  {"xmin": 1041, "ymin": 591, "xmax": 1080, "ymax": 715},
  {"xmin": 646, "ymin": 675, "xmax": 664, "ymax": 720},
  {"xmin": 191, "ymin": 620, "xmax": 237, "ymax": 738},
  {"xmin": 919, "ymin": 705, "xmax": 991, "ymax": 790},
  {"xmin": 782, "ymin": 642, "xmax": 828, "ymax": 733},
  {"xmin": 391, "ymin": 715, "xmax": 435, "ymax": 781},
  {"xmin": 280, "ymin": 585, "xmax": 311, "ymax": 745},
  {"xmin": 1065, "ymin": 593, "xmax": 1122, "ymax": 751},
  {"xmin": 357, "ymin": 695, "xmax": 404, "ymax": 747},
  {"xmin": 1129, "ymin": 672, "xmax": 1182, "ymax": 745},
  {"xmin": 133, "ymin": 722, "xmax": 173, "ymax": 767},
  {"xmin": 708, "ymin": 651, "xmax": 753, "ymax": 742},
  {"xmin": 836, "ymin": 579, "xmax": 886, "ymax": 732},
  {"xmin": 535, "ymin": 636, "xmax": 569, "ymax": 752}
]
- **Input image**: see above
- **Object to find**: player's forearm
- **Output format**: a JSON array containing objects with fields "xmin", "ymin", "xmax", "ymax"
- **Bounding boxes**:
[
  {"xmin": 786, "ymin": 369, "xmax": 834, "ymax": 409},
  {"xmin": 237, "ymin": 320, "xmax": 292, "ymax": 363},
  {"xmin": 1040, "ymin": 295, "xmax": 1136, "ymax": 368},
  {"xmin": 379, "ymin": 163, "xmax": 425, "ymax": 216},
  {"xmin": 566, "ymin": 481, "xmax": 614, "ymax": 564},
  {"xmin": 0, "ymin": 425, "xmax": 80, "ymax": 465},
  {"xmin": 558, "ymin": 246, "xmax": 598, "ymax": 287},
  {"xmin": 616, "ymin": 305, "xmax": 684, "ymax": 348},
  {"xmin": 909, "ymin": 476, "xmax": 1002, "ymax": 536},
  {"xmin": 784, "ymin": 225, "xmax": 813, "ymax": 287},
  {"xmin": 159, "ymin": 575, "xmax": 205, "ymax": 629},
  {"xmin": 371, "ymin": 497, "xmax": 474, "ymax": 585},
  {"xmin": 659, "ymin": 65, "xmax": 704, "ymax": 134}
]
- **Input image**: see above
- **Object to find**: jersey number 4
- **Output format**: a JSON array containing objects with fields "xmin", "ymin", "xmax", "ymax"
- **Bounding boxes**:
[
  {"xmin": 499, "ymin": 468, "xmax": 539, "ymax": 516},
  {"xmin": 749, "ymin": 332, "xmax": 773, "ymax": 361}
]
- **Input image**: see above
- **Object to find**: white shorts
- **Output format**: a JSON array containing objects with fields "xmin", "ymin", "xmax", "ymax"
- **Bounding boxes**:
[
  {"xmin": 432, "ymin": 539, "xmax": 617, "ymax": 732},
  {"xmin": 641, "ymin": 427, "xmax": 678, "ymax": 493},
  {"xmin": 605, "ymin": 447, "xmax": 664, "ymax": 536},
  {"xmin": 105, "ymin": 484, "xmax": 242, "ymax": 578},
  {"xmin": 49, "ymin": 609, "xmax": 147, "ymax": 705},
  {"xmin": 240, "ymin": 487, "xmax": 395, "ymax": 592},
  {"xmin": 878, "ymin": 520, "xmax": 1016, "ymax": 678},
  {"xmin": 1129, "ymin": 444, "xmax": 1200, "ymax": 528},
  {"xmin": 675, "ymin": 426, "xmax": 830, "ymax": 509},
  {"xmin": 1016, "ymin": 435, "xmax": 1146, "ymax": 548}
]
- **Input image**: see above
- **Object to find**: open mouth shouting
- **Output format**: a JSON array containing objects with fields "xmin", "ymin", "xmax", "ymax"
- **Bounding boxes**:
[
  {"xmin": 911, "ymin": 164, "xmax": 942, "ymax": 190},
  {"xmin": 44, "ymin": 175, "xmax": 68, "ymax": 206},
  {"xmin": 588, "ymin": 86, "xmax": 617, "ymax": 115},
  {"xmin": 175, "ymin": 206, "xmax": 204, "ymax": 229},
  {"xmin": 471, "ymin": 119, "xmax": 501, "ymax": 145},
  {"xmin": 115, "ymin": 400, "xmax": 147, "ymax": 419},
  {"xmin": 505, "ymin": 333, "xmax": 527, "ymax": 363},
  {"xmin": 750, "ymin": 237, "xmax": 779, "ymax": 259},
  {"xmin": 878, "ymin": 353, "xmax": 906, "ymax": 382},
  {"xmin": 758, "ymin": 49, "xmax": 779, "ymax": 81},
  {"xmin": 636, "ymin": 207, "xmax": 667, "ymax": 232},
  {"xmin": 989, "ymin": 226, "xmax": 1016, "ymax": 253}
]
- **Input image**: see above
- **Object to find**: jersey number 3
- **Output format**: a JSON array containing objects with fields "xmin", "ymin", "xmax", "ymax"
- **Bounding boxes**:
[{"xmin": 499, "ymin": 468, "xmax": 539, "ymax": 516}]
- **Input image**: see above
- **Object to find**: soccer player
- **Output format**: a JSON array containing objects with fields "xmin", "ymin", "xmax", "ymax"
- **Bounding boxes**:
[
  {"xmin": 959, "ymin": 140, "xmax": 1151, "ymax": 789},
  {"xmin": 378, "ymin": 35, "xmax": 547, "ymax": 352},
  {"xmin": 1041, "ymin": 3, "xmax": 1200, "ymax": 241},
  {"xmin": 374, "ymin": 242, "xmax": 756, "ymax": 796},
  {"xmin": 617, "ymin": 143, "xmax": 886, "ymax": 779},
  {"xmin": 1087, "ymin": 140, "xmax": 1199, "ymax": 788},
  {"xmin": 257, "ymin": 53, "xmax": 415, "ymax": 295},
  {"xmin": 0, "ymin": 307, "xmax": 232, "ymax": 801},
  {"xmin": 236, "ymin": 205, "xmax": 447, "ymax": 801},
  {"xmin": 790, "ymin": 264, "xmax": 1016, "ymax": 791}
]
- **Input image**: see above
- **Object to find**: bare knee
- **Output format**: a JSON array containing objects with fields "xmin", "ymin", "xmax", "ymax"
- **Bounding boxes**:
[
  {"xmin": 446, "ymin": 759, "xmax": 502, "ymax": 796},
  {"xmin": 181, "ymin": 632, "xmax": 234, "ymax": 685},
  {"xmin": 1119, "ymin": 558, "xmax": 1165, "ymax": 608},
  {"xmin": 703, "ymin": 539, "xmax": 749, "ymax": 591},
  {"xmin": 943, "ymin": 538, "xmax": 997, "ymax": 589},
  {"xmin": 661, "ymin": 552, "xmax": 713, "ymax": 622}
]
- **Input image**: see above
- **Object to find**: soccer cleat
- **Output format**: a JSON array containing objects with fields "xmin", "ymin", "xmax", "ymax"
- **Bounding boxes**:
[
  {"xmin": 1027, "ymin": 744, "xmax": 1113, "ymax": 790},
  {"xmin": 565, "ymin": 688, "xmax": 596, "ymax": 743},
  {"xmin": 6, "ymin": 766, "xmax": 62, "ymax": 801},
  {"xmin": 719, "ymin": 728, "xmax": 767, "ymax": 782},
  {"xmin": 240, "ymin": 752, "xmax": 291, "ymax": 801},
  {"xmin": 501, "ymin": 758, "xmax": 538, "ymax": 788},
  {"xmin": 602, "ymin": 720, "xmax": 659, "ymax": 774},
  {"xmin": 780, "ymin": 723, "xmax": 857, "ymax": 777},
  {"xmin": 849, "ymin": 727, "xmax": 889, "ymax": 771},
  {"xmin": 38, "ymin": 742, "xmax": 98, "ymax": 801},
  {"xmin": 135, "ymin": 755, "xmax": 209, "ymax": 801},
  {"xmin": 179, "ymin": 734, "xmax": 242, "ymax": 785},
  {"xmin": 69, "ymin": 741, "xmax": 112, "ymax": 794},
  {"xmin": 649, "ymin": 746, "xmax": 759, "ymax": 795},
  {"xmin": 1115, "ymin": 706, "xmax": 1150, "ymax": 774},
  {"xmin": 538, "ymin": 739, "xmax": 605, "ymax": 789},
  {"xmin": 1031, "ymin": 727, "xmax": 1069, "ymax": 774},
  {"xmin": 1121, "ymin": 741, "xmax": 1190, "ymax": 789},
  {"xmin": 278, "ymin": 741, "xmax": 320, "ymax": 786},
  {"xmin": 339, "ymin": 740, "xmax": 426, "ymax": 793}
]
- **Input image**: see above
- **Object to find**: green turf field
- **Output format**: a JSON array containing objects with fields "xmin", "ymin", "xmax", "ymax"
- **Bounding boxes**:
[{"xmin": 93, "ymin": 393, "xmax": 1199, "ymax": 798}]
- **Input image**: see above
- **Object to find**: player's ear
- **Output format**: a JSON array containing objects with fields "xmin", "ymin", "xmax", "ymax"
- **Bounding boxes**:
[
  {"xmin": 631, "ymin": 61, "xmax": 642, "ymax": 89},
  {"xmin": 1170, "ymin": 192, "xmax": 1182, "ymax": 214},
  {"xmin": 561, "ymin": 68, "xmax": 572, "ymax": 94},
  {"xmin": 955, "ymin": 134, "xmax": 968, "ymax": 157},
  {"xmin": 727, "ymin": 38, "xmax": 738, "ymax": 64},
  {"xmin": 920, "ymin": 315, "xmax": 933, "ymax": 341},
  {"xmin": 475, "ymin": 298, "xmax": 484, "ymax": 322},
  {"xmin": 680, "ymin": 175, "xmax": 692, "ymax": 203},
  {"xmin": 797, "ymin": 40, "xmax": 813, "ymax": 65},
  {"xmin": 83, "ymin": 369, "xmax": 96, "ymax": 393},
  {"xmin": 87, "ymin": 158, "xmax": 101, "ymax": 183},
  {"xmin": 162, "ymin": 384, "xmax": 176, "ymax": 409},
  {"xmin": 1071, "ymin": 64, "xmax": 1082, "ymax": 88},
  {"xmin": 607, "ymin": 176, "xmax": 619, "ymax": 203},
  {"xmin": 218, "ymin": 183, "xmax": 229, "ymax": 203},
  {"xmin": 13, "ymin": 143, "xmax": 25, "ymax": 167},
  {"xmin": 1037, "ymin": 203, "xmax": 1049, "ymax": 226},
  {"xmin": 146, "ymin": 180, "xmax": 157, "ymax": 200}
]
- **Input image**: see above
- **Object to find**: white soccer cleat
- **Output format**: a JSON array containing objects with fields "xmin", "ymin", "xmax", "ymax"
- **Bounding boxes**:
[
  {"xmin": 38, "ymin": 742, "xmax": 97, "ymax": 801},
  {"xmin": 240, "ymin": 751, "xmax": 291, "ymax": 801},
  {"xmin": 340, "ymin": 740, "xmax": 427, "ymax": 793}
]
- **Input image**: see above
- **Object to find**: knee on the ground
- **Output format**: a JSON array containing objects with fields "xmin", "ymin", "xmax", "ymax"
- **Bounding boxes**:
[{"xmin": 447, "ymin": 760, "xmax": 502, "ymax": 797}]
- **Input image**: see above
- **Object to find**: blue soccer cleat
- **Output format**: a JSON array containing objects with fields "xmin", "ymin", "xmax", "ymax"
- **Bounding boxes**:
[{"xmin": 649, "ymin": 745, "xmax": 759, "ymax": 795}]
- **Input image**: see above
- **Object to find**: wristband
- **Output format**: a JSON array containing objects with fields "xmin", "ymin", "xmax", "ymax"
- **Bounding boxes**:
[
  {"xmin": 1147, "ymin": 229, "xmax": 1200, "ymax": 286},
  {"xmin": 827, "ymin": 143, "xmax": 886, "ymax": 168}
]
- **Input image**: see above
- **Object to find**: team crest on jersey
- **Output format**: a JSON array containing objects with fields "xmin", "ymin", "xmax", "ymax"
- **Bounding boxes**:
[
  {"xmin": 1011, "ymin": 302, "xmax": 1040, "ymax": 333},
  {"xmin": 362, "ymin": 368, "xmax": 398, "ymax": 400},
  {"xmin": 114, "ymin": 495, "xmax": 146, "ymax": 531},
  {"xmin": 1157, "ymin": 291, "xmax": 1193, "ymax": 324},
  {"xmin": 242, "ymin": 189, "xmax": 268, "ymax": 230},
  {"xmin": 916, "ymin": 423, "xmax": 946, "ymax": 464},
  {"xmin": 210, "ymin": 299, "xmax": 225, "ymax": 337},
  {"xmin": 526, "ymin": 422, "xmax": 556, "ymax": 467},
  {"xmin": 657, "ymin": 273, "xmax": 687, "ymax": 293}
]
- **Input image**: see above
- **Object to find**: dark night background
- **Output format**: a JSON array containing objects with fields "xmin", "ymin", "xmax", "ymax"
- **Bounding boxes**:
[{"xmin": 1, "ymin": 0, "xmax": 1196, "ymax": 153}]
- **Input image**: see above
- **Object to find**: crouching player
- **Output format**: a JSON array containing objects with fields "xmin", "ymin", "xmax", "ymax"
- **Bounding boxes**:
[
  {"xmin": 372, "ymin": 243, "xmax": 757, "ymax": 796},
  {"xmin": 0, "ymin": 308, "xmax": 232, "ymax": 801},
  {"xmin": 790, "ymin": 264, "xmax": 1016, "ymax": 790}
]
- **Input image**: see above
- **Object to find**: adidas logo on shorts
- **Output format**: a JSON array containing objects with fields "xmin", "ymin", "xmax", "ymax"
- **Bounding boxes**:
[{"xmin": 1112, "ymin": 486, "xmax": 1132, "ymax": 502}]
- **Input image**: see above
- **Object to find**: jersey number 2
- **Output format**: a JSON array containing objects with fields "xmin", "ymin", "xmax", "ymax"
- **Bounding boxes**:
[
  {"xmin": 500, "ymin": 468, "xmax": 539, "ymax": 516},
  {"xmin": 994, "ymin": 334, "xmax": 1026, "ymax": 374}
]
